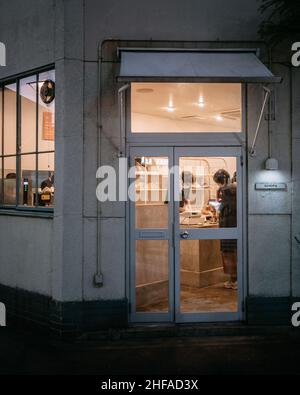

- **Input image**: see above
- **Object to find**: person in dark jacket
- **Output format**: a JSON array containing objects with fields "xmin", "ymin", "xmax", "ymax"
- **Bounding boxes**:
[{"xmin": 213, "ymin": 169, "xmax": 237, "ymax": 290}]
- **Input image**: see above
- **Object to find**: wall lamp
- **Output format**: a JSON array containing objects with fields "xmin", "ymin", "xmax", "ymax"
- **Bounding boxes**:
[{"xmin": 265, "ymin": 157, "xmax": 278, "ymax": 171}]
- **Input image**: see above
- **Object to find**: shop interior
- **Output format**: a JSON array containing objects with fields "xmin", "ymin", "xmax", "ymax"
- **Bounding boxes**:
[
  {"xmin": 131, "ymin": 82, "xmax": 242, "ymax": 133},
  {"xmin": 131, "ymin": 82, "xmax": 240, "ymax": 314},
  {"xmin": 135, "ymin": 155, "xmax": 238, "ymax": 314},
  {"xmin": 0, "ymin": 71, "xmax": 55, "ymax": 207}
]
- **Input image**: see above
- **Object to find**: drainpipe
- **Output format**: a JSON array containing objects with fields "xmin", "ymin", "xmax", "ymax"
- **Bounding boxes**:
[
  {"xmin": 94, "ymin": 42, "xmax": 104, "ymax": 287},
  {"xmin": 94, "ymin": 41, "xmax": 129, "ymax": 287}
]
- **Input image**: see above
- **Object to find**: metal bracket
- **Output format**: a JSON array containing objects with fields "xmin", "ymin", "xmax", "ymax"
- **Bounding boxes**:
[{"xmin": 249, "ymin": 86, "xmax": 271, "ymax": 157}]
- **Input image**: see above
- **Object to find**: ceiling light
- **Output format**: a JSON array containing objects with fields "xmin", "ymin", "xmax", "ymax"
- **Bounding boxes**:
[
  {"xmin": 215, "ymin": 115, "xmax": 223, "ymax": 121},
  {"xmin": 198, "ymin": 96, "xmax": 205, "ymax": 108},
  {"xmin": 166, "ymin": 105, "xmax": 175, "ymax": 113}
]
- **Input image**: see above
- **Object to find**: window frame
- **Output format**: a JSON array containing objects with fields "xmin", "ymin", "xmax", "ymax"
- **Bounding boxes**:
[
  {"xmin": 125, "ymin": 83, "xmax": 247, "ymax": 147},
  {"xmin": 0, "ymin": 65, "xmax": 55, "ymax": 215}
]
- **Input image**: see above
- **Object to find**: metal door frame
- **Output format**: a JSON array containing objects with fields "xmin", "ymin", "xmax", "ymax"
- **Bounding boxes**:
[
  {"xmin": 129, "ymin": 146, "xmax": 174, "ymax": 323},
  {"xmin": 174, "ymin": 146, "xmax": 244, "ymax": 322},
  {"xmin": 128, "ymin": 145, "xmax": 245, "ymax": 323}
]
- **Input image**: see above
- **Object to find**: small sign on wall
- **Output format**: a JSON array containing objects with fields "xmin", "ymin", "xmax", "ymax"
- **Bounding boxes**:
[
  {"xmin": 42, "ymin": 111, "xmax": 54, "ymax": 141},
  {"xmin": 255, "ymin": 182, "xmax": 287, "ymax": 191}
]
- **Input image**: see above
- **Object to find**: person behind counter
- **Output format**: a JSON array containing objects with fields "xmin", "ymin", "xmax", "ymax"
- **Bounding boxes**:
[
  {"xmin": 213, "ymin": 169, "xmax": 237, "ymax": 290},
  {"xmin": 41, "ymin": 173, "xmax": 54, "ymax": 190},
  {"xmin": 40, "ymin": 173, "xmax": 54, "ymax": 206}
]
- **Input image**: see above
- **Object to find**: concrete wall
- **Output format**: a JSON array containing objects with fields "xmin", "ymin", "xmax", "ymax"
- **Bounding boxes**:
[
  {"xmin": 292, "ymin": 67, "xmax": 300, "ymax": 297},
  {"xmin": 84, "ymin": 0, "xmax": 263, "ymax": 61},
  {"xmin": 247, "ymin": 62, "xmax": 292, "ymax": 298},
  {"xmin": 0, "ymin": 0, "xmax": 298, "ymax": 313},
  {"xmin": 82, "ymin": 0, "xmax": 295, "ymax": 304},
  {"xmin": 0, "ymin": 0, "xmax": 56, "ymax": 297},
  {"xmin": 0, "ymin": 216, "xmax": 53, "ymax": 295},
  {"xmin": 0, "ymin": 0, "xmax": 55, "ymax": 79}
]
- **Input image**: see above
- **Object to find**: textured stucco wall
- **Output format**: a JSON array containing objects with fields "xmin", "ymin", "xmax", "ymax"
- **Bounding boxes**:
[
  {"xmin": 0, "ymin": 0, "xmax": 56, "ymax": 297},
  {"xmin": 0, "ymin": 215, "xmax": 53, "ymax": 295},
  {"xmin": 0, "ymin": 0, "xmax": 55, "ymax": 79},
  {"xmin": 292, "ymin": 67, "xmax": 300, "ymax": 297},
  {"xmin": 82, "ymin": 0, "xmax": 296, "ymax": 302}
]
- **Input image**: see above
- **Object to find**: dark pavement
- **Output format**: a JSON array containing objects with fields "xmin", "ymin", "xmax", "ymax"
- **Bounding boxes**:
[{"xmin": 0, "ymin": 325, "xmax": 300, "ymax": 375}]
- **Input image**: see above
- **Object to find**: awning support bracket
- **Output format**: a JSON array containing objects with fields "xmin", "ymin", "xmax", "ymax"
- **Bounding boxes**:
[{"xmin": 249, "ymin": 86, "xmax": 271, "ymax": 157}]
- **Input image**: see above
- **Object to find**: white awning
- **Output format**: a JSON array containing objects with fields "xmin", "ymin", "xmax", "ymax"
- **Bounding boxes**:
[{"xmin": 118, "ymin": 49, "xmax": 281, "ymax": 83}]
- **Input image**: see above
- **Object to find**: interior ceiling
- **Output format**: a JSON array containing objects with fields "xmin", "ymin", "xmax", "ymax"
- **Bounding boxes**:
[{"xmin": 131, "ymin": 83, "xmax": 241, "ymax": 123}]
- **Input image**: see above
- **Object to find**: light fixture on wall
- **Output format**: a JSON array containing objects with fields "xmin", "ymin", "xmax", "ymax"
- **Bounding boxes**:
[{"xmin": 265, "ymin": 157, "xmax": 278, "ymax": 170}]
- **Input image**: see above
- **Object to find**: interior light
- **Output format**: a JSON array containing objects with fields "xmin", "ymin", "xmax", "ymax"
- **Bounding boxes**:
[
  {"xmin": 215, "ymin": 115, "xmax": 223, "ymax": 121},
  {"xmin": 166, "ymin": 106, "xmax": 175, "ymax": 112},
  {"xmin": 198, "ymin": 96, "xmax": 205, "ymax": 108}
]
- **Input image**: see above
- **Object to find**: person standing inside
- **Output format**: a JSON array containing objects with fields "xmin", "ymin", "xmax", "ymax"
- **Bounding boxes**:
[{"xmin": 213, "ymin": 169, "xmax": 237, "ymax": 290}]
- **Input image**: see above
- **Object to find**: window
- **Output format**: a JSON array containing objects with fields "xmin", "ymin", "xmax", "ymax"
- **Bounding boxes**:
[
  {"xmin": 0, "ymin": 69, "xmax": 55, "ymax": 210},
  {"xmin": 131, "ymin": 83, "xmax": 242, "ymax": 133}
]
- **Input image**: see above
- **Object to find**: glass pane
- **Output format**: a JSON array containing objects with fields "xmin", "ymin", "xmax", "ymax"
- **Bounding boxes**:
[
  {"xmin": 0, "ymin": 88, "xmax": 3, "ymax": 155},
  {"xmin": 38, "ymin": 70, "xmax": 55, "ymax": 152},
  {"xmin": 4, "ymin": 84, "xmax": 16, "ymax": 155},
  {"xmin": 180, "ymin": 239, "xmax": 238, "ymax": 313},
  {"xmin": 3, "ymin": 157, "xmax": 16, "ymax": 205},
  {"xmin": 20, "ymin": 76, "xmax": 37, "ymax": 153},
  {"xmin": 0, "ymin": 158, "xmax": 2, "ymax": 204},
  {"xmin": 20, "ymin": 154, "xmax": 36, "ymax": 207},
  {"xmin": 131, "ymin": 83, "xmax": 242, "ymax": 133},
  {"xmin": 37, "ymin": 152, "xmax": 54, "ymax": 207},
  {"xmin": 179, "ymin": 157, "xmax": 237, "ymax": 229},
  {"xmin": 135, "ymin": 156, "xmax": 169, "ymax": 228},
  {"xmin": 136, "ymin": 240, "xmax": 169, "ymax": 313}
]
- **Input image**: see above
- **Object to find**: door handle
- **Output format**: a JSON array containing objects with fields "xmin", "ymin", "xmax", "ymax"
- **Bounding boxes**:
[
  {"xmin": 180, "ymin": 231, "xmax": 189, "ymax": 239},
  {"xmin": 295, "ymin": 235, "xmax": 300, "ymax": 245}
]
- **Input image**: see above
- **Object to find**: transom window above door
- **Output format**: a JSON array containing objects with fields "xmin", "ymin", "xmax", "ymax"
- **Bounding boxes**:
[{"xmin": 131, "ymin": 83, "xmax": 242, "ymax": 133}]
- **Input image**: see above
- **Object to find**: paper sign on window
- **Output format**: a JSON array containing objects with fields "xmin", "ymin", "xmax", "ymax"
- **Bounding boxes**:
[{"xmin": 42, "ymin": 111, "xmax": 54, "ymax": 141}]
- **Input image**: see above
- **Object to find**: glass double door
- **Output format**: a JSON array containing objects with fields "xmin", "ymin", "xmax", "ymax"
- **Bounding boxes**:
[{"xmin": 130, "ymin": 147, "xmax": 243, "ymax": 323}]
